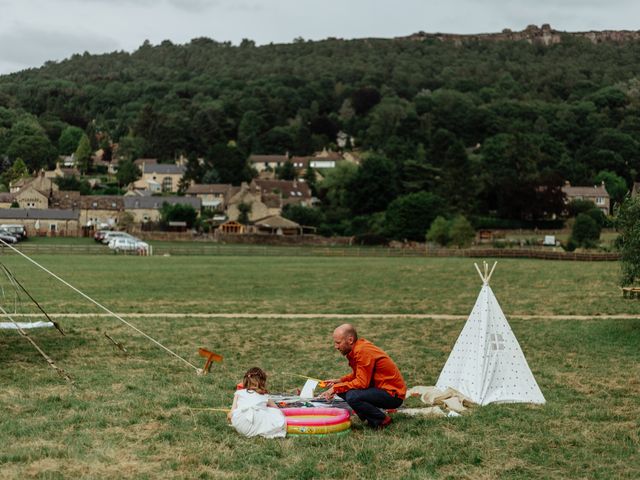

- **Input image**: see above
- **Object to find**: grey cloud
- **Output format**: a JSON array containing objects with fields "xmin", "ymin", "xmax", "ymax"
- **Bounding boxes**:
[
  {"xmin": 167, "ymin": 0, "xmax": 218, "ymax": 11},
  {"xmin": 71, "ymin": 0, "xmax": 221, "ymax": 10},
  {"xmin": 0, "ymin": 26, "xmax": 120, "ymax": 70}
]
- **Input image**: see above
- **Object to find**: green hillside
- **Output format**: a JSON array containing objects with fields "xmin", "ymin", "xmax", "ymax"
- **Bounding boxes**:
[{"xmin": 1, "ymin": 34, "xmax": 640, "ymax": 236}]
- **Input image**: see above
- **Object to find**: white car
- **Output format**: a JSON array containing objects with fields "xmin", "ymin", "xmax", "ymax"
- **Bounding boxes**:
[
  {"xmin": 101, "ymin": 231, "xmax": 136, "ymax": 244},
  {"xmin": 108, "ymin": 237, "xmax": 149, "ymax": 253}
]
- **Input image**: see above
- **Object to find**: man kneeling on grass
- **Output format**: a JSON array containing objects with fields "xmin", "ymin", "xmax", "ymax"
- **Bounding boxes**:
[{"xmin": 319, "ymin": 323, "xmax": 406, "ymax": 429}]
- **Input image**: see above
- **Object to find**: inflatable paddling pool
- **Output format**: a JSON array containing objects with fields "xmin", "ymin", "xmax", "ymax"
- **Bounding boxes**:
[{"xmin": 282, "ymin": 407, "xmax": 351, "ymax": 436}]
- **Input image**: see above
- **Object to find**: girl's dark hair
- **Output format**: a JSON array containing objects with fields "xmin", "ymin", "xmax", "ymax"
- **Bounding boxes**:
[{"xmin": 242, "ymin": 367, "xmax": 268, "ymax": 394}]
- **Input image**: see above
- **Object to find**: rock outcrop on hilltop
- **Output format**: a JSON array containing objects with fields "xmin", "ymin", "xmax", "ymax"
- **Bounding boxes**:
[{"xmin": 400, "ymin": 24, "xmax": 640, "ymax": 45}]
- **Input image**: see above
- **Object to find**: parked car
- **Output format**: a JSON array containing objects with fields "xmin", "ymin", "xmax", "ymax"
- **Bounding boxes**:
[
  {"xmin": 101, "ymin": 231, "xmax": 135, "ymax": 244},
  {"xmin": 94, "ymin": 230, "xmax": 112, "ymax": 242},
  {"xmin": 108, "ymin": 237, "xmax": 149, "ymax": 253},
  {"xmin": 0, "ymin": 224, "xmax": 27, "ymax": 240},
  {"xmin": 0, "ymin": 229, "xmax": 18, "ymax": 244}
]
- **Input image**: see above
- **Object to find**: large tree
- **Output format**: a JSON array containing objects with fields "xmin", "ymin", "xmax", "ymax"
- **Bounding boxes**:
[
  {"xmin": 58, "ymin": 126, "xmax": 84, "ymax": 155},
  {"xmin": 116, "ymin": 159, "xmax": 142, "ymax": 187},
  {"xmin": 347, "ymin": 154, "xmax": 398, "ymax": 215},
  {"xmin": 6, "ymin": 135, "xmax": 57, "ymax": 171},
  {"xmin": 385, "ymin": 191, "xmax": 447, "ymax": 241}
]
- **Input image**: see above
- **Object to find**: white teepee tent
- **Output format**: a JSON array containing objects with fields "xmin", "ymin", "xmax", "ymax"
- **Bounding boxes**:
[{"xmin": 435, "ymin": 262, "xmax": 545, "ymax": 405}]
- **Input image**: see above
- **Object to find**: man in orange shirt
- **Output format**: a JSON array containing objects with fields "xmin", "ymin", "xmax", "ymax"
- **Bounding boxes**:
[{"xmin": 319, "ymin": 324, "xmax": 406, "ymax": 429}]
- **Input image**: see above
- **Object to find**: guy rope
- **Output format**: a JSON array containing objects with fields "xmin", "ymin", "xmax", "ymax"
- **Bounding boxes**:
[
  {"xmin": 0, "ymin": 302, "xmax": 73, "ymax": 383},
  {"xmin": 0, "ymin": 238, "xmax": 201, "ymax": 374}
]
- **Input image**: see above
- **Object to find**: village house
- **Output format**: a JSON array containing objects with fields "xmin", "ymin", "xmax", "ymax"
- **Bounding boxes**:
[
  {"xmin": 226, "ymin": 182, "xmax": 270, "ymax": 222},
  {"xmin": 185, "ymin": 183, "xmax": 235, "ymax": 212},
  {"xmin": 309, "ymin": 148, "xmax": 343, "ymax": 169},
  {"xmin": 123, "ymin": 196, "xmax": 201, "ymax": 224},
  {"xmin": 10, "ymin": 171, "xmax": 58, "ymax": 195},
  {"xmin": 15, "ymin": 186, "xmax": 49, "ymax": 209},
  {"xmin": 132, "ymin": 159, "xmax": 187, "ymax": 193},
  {"xmin": 0, "ymin": 208, "xmax": 80, "ymax": 237},
  {"xmin": 252, "ymin": 179, "xmax": 313, "ymax": 208},
  {"xmin": 49, "ymin": 192, "xmax": 125, "ymax": 230},
  {"xmin": 79, "ymin": 195, "xmax": 125, "ymax": 229},
  {"xmin": 0, "ymin": 193, "xmax": 14, "ymax": 208},
  {"xmin": 248, "ymin": 154, "xmax": 289, "ymax": 174},
  {"xmin": 562, "ymin": 181, "xmax": 610, "ymax": 215},
  {"xmin": 49, "ymin": 190, "xmax": 81, "ymax": 210},
  {"xmin": 289, "ymin": 156, "xmax": 310, "ymax": 174}
]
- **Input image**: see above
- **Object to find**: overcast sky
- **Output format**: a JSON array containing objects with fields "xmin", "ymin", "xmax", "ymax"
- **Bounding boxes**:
[{"xmin": 1, "ymin": 0, "xmax": 639, "ymax": 75}]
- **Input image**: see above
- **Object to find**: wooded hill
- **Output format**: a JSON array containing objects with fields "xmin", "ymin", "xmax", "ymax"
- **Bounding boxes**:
[{"xmin": 1, "ymin": 33, "xmax": 640, "ymax": 238}]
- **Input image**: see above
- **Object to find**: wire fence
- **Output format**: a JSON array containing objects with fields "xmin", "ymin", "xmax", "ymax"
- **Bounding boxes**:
[{"xmin": 1, "ymin": 243, "xmax": 621, "ymax": 261}]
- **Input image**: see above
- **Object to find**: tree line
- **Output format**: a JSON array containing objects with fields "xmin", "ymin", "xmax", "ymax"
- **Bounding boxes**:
[{"xmin": 1, "ymin": 35, "xmax": 640, "ymax": 240}]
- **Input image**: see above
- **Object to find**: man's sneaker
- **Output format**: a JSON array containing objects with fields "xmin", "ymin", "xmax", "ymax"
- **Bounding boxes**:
[{"xmin": 376, "ymin": 415, "xmax": 393, "ymax": 430}]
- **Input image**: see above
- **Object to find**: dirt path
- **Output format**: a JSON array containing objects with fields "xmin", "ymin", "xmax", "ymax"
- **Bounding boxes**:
[{"xmin": 3, "ymin": 313, "xmax": 640, "ymax": 320}]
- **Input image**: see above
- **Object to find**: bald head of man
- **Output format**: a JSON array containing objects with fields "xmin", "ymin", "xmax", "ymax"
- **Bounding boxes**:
[{"xmin": 333, "ymin": 323, "xmax": 358, "ymax": 356}]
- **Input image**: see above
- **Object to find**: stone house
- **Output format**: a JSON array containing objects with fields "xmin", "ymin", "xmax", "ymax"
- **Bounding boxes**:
[
  {"xmin": 226, "ymin": 183, "xmax": 269, "ymax": 222},
  {"xmin": 185, "ymin": 183, "xmax": 235, "ymax": 212},
  {"xmin": 80, "ymin": 195, "xmax": 125, "ymax": 229},
  {"xmin": 123, "ymin": 196, "xmax": 201, "ymax": 224},
  {"xmin": 15, "ymin": 186, "xmax": 49, "ymax": 209},
  {"xmin": 10, "ymin": 172, "xmax": 58, "ymax": 195},
  {"xmin": 248, "ymin": 154, "xmax": 289, "ymax": 174},
  {"xmin": 49, "ymin": 192, "xmax": 125, "ymax": 229},
  {"xmin": 562, "ymin": 181, "xmax": 610, "ymax": 215},
  {"xmin": 252, "ymin": 179, "xmax": 313, "ymax": 208},
  {"xmin": 0, "ymin": 193, "xmax": 15, "ymax": 208},
  {"xmin": 133, "ymin": 159, "xmax": 187, "ymax": 193},
  {"xmin": 0, "ymin": 208, "xmax": 80, "ymax": 237}
]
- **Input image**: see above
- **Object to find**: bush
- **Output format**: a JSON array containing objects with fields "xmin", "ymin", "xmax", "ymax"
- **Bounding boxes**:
[
  {"xmin": 563, "ymin": 238, "xmax": 578, "ymax": 252},
  {"xmin": 570, "ymin": 213, "xmax": 601, "ymax": 248},
  {"xmin": 584, "ymin": 207, "xmax": 606, "ymax": 227},
  {"xmin": 426, "ymin": 216, "xmax": 450, "ymax": 246},
  {"xmin": 567, "ymin": 199, "xmax": 597, "ymax": 217},
  {"xmin": 449, "ymin": 215, "xmax": 476, "ymax": 248},
  {"xmin": 426, "ymin": 215, "xmax": 475, "ymax": 248},
  {"xmin": 282, "ymin": 205, "xmax": 324, "ymax": 227},
  {"xmin": 385, "ymin": 192, "xmax": 447, "ymax": 241}
]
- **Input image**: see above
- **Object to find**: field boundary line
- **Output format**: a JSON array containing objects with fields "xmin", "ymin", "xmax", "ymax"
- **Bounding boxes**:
[{"xmin": 2, "ymin": 313, "xmax": 640, "ymax": 320}]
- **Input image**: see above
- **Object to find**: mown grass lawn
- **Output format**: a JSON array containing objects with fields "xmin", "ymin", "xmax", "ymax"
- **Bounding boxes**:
[{"xmin": 0, "ymin": 255, "xmax": 639, "ymax": 479}]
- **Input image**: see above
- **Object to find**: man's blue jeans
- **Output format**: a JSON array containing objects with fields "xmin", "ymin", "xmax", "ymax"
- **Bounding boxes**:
[{"xmin": 338, "ymin": 388, "xmax": 403, "ymax": 427}]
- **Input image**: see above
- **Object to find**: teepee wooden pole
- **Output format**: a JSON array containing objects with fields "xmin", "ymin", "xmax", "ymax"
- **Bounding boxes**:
[
  {"xmin": 474, "ymin": 263, "xmax": 485, "ymax": 283},
  {"xmin": 486, "ymin": 261, "xmax": 498, "ymax": 284}
]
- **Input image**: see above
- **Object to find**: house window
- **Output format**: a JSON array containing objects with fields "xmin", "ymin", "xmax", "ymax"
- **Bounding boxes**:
[
  {"xmin": 143, "ymin": 215, "xmax": 150, "ymax": 222},
  {"xmin": 595, "ymin": 197, "xmax": 605, "ymax": 205},
  {"xmin": 50, "ymin": 224, "xmax": 57, "ymax": 233},
  {"xmin": 111, "ymin": 202, "xmax": 117, "ymax": 208},
  {"xmin": 162, "ymin": 177, "xmax": 173, "ymax": 192},
  {"xmin": 92, "ymin": 202, "xmax": 98, "ymax": 208}
]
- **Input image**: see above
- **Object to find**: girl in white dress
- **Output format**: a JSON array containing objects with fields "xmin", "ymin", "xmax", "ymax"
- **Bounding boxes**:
[{"xmin": 228, "ymin": 367, "xmax": 287, "ymax": 438}]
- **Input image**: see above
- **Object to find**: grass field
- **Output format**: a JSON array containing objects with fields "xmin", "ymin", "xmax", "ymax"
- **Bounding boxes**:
[{"xmin": 1, "ymin": 255, "xmax": 639, "ymax": 479}]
